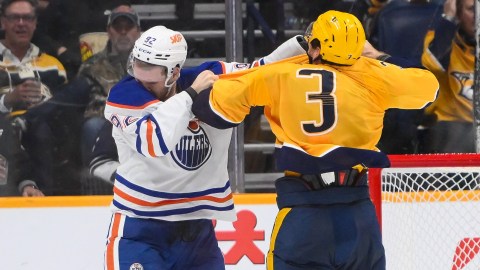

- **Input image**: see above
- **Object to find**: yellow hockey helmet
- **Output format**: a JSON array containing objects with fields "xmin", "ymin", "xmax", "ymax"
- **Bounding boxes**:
[{"xmin": 306, "ymin": 10, "xmax": 366, "ymax": 65}]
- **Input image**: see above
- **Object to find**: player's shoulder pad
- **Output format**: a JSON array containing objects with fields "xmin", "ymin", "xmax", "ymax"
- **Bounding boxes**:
[
  {"xmin": 107, "ymin": 76, "xmax": 157, "ymax": 107},
  {"xmin": 178, "ymin": 61, "xmax": 225, "ymax": 90}
]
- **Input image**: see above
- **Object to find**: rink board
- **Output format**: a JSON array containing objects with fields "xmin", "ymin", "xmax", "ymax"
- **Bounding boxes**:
[
  {"xmin": 0, "ymin": 194, "xmax": 277, "ymax": 270},
  {"xmin": 1, "ymin": 194, "xmax": 479, "ymax": 270}
]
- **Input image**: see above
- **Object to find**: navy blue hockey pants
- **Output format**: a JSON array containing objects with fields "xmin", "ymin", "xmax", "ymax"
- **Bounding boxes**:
[
  {"xmin": 104, "ymin": 213, "xmax": 224, "ymax": 270},
  {"xmin": 267, "ymin": 177, "xmax": 386, "ymax": 270}
]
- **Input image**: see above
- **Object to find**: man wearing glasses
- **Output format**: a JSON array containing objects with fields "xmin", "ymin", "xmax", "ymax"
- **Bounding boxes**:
[
  {"xmin": 0, "ymin": 0, "xmax": 66, "ymax": 111},
  {"xmin": 0, "ymin": 0, "xmax": 67, "ymax": 196}
]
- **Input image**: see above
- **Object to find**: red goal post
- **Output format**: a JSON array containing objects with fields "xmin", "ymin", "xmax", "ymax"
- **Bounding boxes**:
[{"xmin": 368, "ymin": 154, "xmax": 480, "ymax": 270}]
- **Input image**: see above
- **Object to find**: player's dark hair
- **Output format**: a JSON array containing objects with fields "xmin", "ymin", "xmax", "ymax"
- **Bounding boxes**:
[
  {"xmin": 310, "ymin": 38, "xmax": 321, "ymax": 50},
  {"xmin": 308, "ymin": 38, "xmax": 324, "ymax": 64}
]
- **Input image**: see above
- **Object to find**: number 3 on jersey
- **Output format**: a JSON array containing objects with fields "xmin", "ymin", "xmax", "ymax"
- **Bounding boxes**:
[{"xmin": 298, "ymin": 69, "xmax": 337, "ymax": 135}]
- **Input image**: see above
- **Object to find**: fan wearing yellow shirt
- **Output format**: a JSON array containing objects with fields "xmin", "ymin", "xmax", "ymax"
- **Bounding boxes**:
[
  {"xmin": 193, "ymin": 11, "xmax": 439, "ymax": 270},
  {"xmin": 421, "ymin": 0, "xmax": 475, "ymax": 153}
]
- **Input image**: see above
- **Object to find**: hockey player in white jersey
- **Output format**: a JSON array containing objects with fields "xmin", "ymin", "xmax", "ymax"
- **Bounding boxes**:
[
  {"xmin": 102, "ymin": 25, "xmax": 307, "ymax": 270},
  {"xmin": 103, "ymin": 26, "xmax": 226, "ymax": 270}
]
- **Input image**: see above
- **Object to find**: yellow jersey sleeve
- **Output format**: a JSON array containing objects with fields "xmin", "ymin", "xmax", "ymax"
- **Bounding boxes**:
[{"xmin": 192, "ymin": 57, "xmax": 439, "ymax": 172}]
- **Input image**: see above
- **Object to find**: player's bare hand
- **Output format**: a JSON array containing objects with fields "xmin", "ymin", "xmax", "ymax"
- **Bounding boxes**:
[
  {"xmin": 191, "ymin": 70, "xmax": 219, "ymax": 94},
  {"xmin": 22, "ymin": 185, "xmax": 45, "ymax": 197}
]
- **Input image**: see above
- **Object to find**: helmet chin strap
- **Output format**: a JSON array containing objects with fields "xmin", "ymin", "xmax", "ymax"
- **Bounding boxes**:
[
  {"xmin": 164, "ymin": 70, "xmax": 180, "ymax": 94},
  {"xmin": 165, "ymin": 84, "xmax": 174, "ymax": 95}
]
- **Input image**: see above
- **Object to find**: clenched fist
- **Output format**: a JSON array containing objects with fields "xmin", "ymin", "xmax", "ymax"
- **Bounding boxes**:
[{"xmin": 191, "ymin": 70, "xmax": 219, "ymax": 94}]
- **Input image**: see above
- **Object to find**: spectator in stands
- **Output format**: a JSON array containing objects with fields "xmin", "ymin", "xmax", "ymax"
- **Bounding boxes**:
[
  {"xmin": 73, "ymin": 0, "xmax": 131, "ymax": 36},
  {"xmin": 0, "ymin": 0, "xmax": 69, "ymax": 195},
  {"xmin": 421, "ymin": 0, "xmax": 475, "ymax": 153},
  {"xmin": 77, "ymin": 3, "xmax": 141, "ymax": 170},
  {"xmin": 13, "ymin": 0, "xmax": 137, "ymax": 82},
  {"xmin": 0, "ymin": 0, "xmax": 66, "ymax": 112},
  {"xmin": 16, "ymin": 2, "xmax": 139, "ymax": 194},
  {"xmin": 366, "ymin": 0, "xmax": 442, "ymax": 154},
  {"xmin": 0, "ymin": 112, "xmax": 44, "ymax": 196}
]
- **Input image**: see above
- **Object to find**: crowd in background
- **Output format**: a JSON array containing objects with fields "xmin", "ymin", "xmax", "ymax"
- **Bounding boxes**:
[{"xmin": 0, "ymin": 0, "xmax": 476, "ymax": 197}]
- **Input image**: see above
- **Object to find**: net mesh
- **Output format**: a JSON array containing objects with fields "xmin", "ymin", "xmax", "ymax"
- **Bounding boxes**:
[{"xmin": 380, "ymin": 164, "xmax": 480, "ymax": 270}]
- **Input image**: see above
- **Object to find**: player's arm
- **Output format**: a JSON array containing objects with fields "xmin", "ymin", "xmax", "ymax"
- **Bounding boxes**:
[
  {"xmin": 250, "ymin": 35, "xmax": 307, "ymax": 67},
  {"xmin": 105, "ymin": 72, "xmax": 216, "ymax": 158},
  {"xmin": 107, "ymin": 95, "xmax": 194, "ymax": 157},
  {"xmin": 379, "ymin": 63, "xmax": 439, "ymax": 109},
  {"xmin": 178, "ymin": 61, "xmax": 225, "ymax": 90},
  {"xmin": 179, "ymin": 34, "xmax": 307, "ymax": 86},
  {"xmin": 188, "ymin": 36, "xmax": 307, "ymax": 126},
  {"xmin": 362, "ymin": 40, "xmax": 424, "ymax": 68},
  {"xmin": 105, "ymin": 82, "xmax": 196, "ymax": 158},
  {"xmin": 192, "ymin": 66, "xmax": 276, "ymax": 128}
]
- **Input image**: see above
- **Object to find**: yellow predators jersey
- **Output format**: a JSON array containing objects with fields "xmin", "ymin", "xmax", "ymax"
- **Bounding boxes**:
[
  {"xmin": 422, "ymin": 31, "xmax": 474, "ymax": 122},
  {"xmin": 193, "ymin": 55, "xmax": 439, "ymax": 173}
]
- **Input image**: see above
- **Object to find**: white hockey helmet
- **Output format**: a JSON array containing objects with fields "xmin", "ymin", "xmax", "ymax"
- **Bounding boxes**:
[{"xmin": 129, "ymin": 26, "xmax": 187, "ymax": 87}]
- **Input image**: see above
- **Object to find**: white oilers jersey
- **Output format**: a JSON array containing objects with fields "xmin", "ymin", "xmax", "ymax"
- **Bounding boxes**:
[{"xmin": 105, "ymin": 76, "xmax": 235, "ymax": 222}]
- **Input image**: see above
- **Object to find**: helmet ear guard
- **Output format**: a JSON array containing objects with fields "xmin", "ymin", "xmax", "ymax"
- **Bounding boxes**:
[
  {"xmin": 129, "ymin": 26, "xmax": 188, "ymax": 87},
  {"xmin": 309, "ymin": 11, "xmax": 366, "ymax": 66}
]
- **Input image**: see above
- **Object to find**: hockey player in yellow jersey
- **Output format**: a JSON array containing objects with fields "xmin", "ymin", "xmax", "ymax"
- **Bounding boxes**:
[{"xmin": 193, "ymin": 10, "xmax": 439, "ymax": 270}]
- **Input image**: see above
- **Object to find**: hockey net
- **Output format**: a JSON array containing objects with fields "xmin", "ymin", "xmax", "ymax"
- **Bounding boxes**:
[{"xmin": 368, "ymin": 154, "xmax": 480, "ymax": 270}]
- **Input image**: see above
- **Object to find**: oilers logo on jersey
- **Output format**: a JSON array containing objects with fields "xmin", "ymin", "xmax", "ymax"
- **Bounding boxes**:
[{"xmin": 170, "ymin": 120, "xmax": 212, "ymax": 170}]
